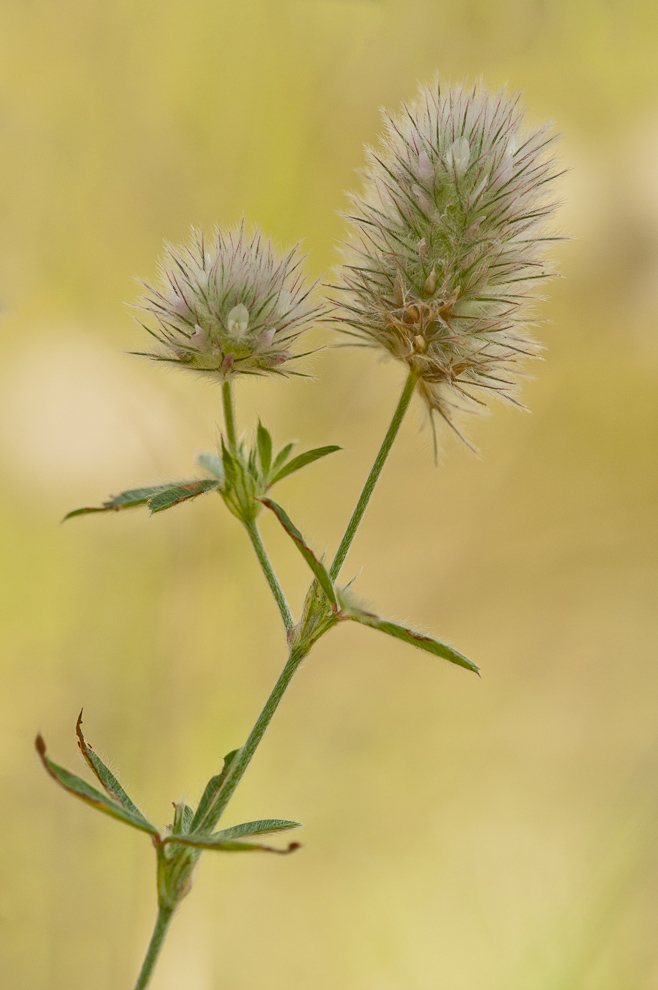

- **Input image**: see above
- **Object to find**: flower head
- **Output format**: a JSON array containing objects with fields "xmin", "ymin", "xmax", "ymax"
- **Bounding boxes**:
[
  {"xmin": 137, "ymin": 223, "xmax": 322, "ymax": 380},
  {"xmin": 333, "ymin": 80, "xmax": 562, "ymax": 443}
]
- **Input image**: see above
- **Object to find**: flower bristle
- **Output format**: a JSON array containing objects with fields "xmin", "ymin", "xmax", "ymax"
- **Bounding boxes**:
[
  {"xmin": 332, "ymin": 79, "xmax": 563, "ymax": 441},
  {"xmin": 137, "ymin": 222, "xmax": 323, "ymax": 380}
]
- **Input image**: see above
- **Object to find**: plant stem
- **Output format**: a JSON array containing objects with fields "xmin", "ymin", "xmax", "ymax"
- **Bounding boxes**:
[
  {"xmin": 197, "ymin": 645, "xmax": 308, "ymax": 832},
  {"xmin": 222, "ymin": 380, "xmax": 237, "ymax": 450},
  {"xmin": 244, "ymin": 518, "xmax": 294, "ymax": 632},
  {"xmin": 133, "ymin": 902, "xmax": 175, "ymax": 990},
  {"xmin": 134, "ymin": 370, "xmax": 417, "ymax": 982},
  {"xmin": 330, "ymin": 370, "xmax": 416, "ymax": 581}
]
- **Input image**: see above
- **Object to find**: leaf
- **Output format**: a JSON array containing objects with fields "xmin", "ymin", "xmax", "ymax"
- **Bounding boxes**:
[
  {"xmin": 221, "ymin": 440, "xmax": 240, "ymax": 488},
  {"xmin": 35, "ymin": 735, "xmax": 159, "ymax": 836},
  {"xmin": 165, "ymin": 834, "xmax": 301, "ymax": 854},
  {"xmin": 256, "ymin": 421, "xmax": 273, "ymax": 477},
  {"xmin": 63, "ymin": 484, "xmax": 174, "ymax": 521},
  {"xmin": 172, "ymin": 801, "xmax": 195, "ymax": 834},
  {"xmin": 343, "ymin": 605, "xmax": 479, "ymax": 674},
  {"xmin": 75, "ymin": 712, "xmax": 153, "ymax": 827},
  {"xmin": 197, "ymin": 452, "xmax": 224, "ymax": 482},
  {"xmin": 270, "ymin": 445, "xmax": 342, "ymax": 485},
  {"xmin": 212, "ymin": 819, "xmax": 301, "ymax": 841},
  {"xmin": 148, "ymin": 480, "xmax": 220, "ymax": 514},
  {"xmin": 271, "ymin": 441, "xmax": 296, "ymax": 475},
  {"xmin": 258, "ymin": 497, "xmax": 336, "ymax": 605},
  {"xmin": 190, "ymin": 749, "xmax": 240, "ymax": 832}
]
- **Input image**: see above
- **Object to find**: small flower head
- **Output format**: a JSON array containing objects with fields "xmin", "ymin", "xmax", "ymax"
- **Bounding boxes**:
[
  {"xmin": 137, "ymin": 223, "xmax": 322, "ymax": 380},
  {"xmin": 333, "ymin": 80, "xmax": 562, "ymax": 443}
]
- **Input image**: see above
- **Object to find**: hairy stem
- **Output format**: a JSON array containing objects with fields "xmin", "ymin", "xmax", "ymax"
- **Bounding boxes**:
[
  {"xmin": 196, "ymin": 645, "xmax": 308, "ymax": 832},
  {"xmin": 222, "ymin": 380, "xmax": 238, "ymax": 450},
  {"xmin": 133, "ymin": 902, "xmax": 175, "ymax": 990},
  {"xmin": 330, "ymin": 370, "xmax": 416, "ymax": 581},
  {"xmin": 244, "ymin": 518, "xmax": 294, "ymax": 632}
]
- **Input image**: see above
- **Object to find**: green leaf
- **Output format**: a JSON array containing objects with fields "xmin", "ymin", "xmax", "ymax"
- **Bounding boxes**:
[
  {"xmin": 341, "ymin": 599, "xmax": 479, "ymax": 674},
  {"xmin": 271, "ymin": 441, "xmax": 296, "ymax": 475},
  {"xmin": 165, "ymin": 834, "xmax": 301, "ymax": 854},
  {"xmin": 172, "ymin": 801, "xmax": 195, "ymax": 835},
  {"xmin": 75, "ymin": 711, "xmax": 153, "ymax": 827},
  {"xmin": 256, "ymin": 421, "xmax": 273, "ymax": 477},
  {"xmin": 63, "ymin": 484, "xmax": 174, "ymax": 521},
  {"xmin": 35, "ymin": 735, "xmax": 159, "ymax": 836},
  {"xmin": 270, "ymin": 445, "xmax": 342, "ymax": 485},
  {"xmin": 258, "ymin": 497, "xmax": 336, "ymax": 605},
  {"xmin": 190, "ymin": 749, "xmax": 240, "ymax": 831},
  {"xmin": 148, "ymin": 479, "xmax": 220, "ymax": 514},
  {"xmin": 221, "ymin": 440, "xmax": 240, "ymax": 487},
  {"xmin": 212, "ymin": 819, "xmax": 301, "ymax": 841},
  {"xmin": 197, "ymin": 452, "xmax": 224, "ymax": 482}
]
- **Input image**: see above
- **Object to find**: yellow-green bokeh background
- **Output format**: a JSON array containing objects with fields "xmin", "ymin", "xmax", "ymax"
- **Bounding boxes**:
[{"xmin": 1, "ymin": 1, "xmax": 657, "ymax": 987}]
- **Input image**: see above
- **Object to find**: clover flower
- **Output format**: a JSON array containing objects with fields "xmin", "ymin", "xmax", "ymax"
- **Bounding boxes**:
[
  {"xmin": 136, "ymin": 223, "xmax": 322, "ymax": 380},
  {"xmin": 333, "ymin": 80, "xmax": 562, "ymax": 442}
]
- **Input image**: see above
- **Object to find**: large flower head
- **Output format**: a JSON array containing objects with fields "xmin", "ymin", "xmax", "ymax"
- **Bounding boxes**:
[
  {"xmin": 137, "ymin": 223, "xmax": 322, "ymax": 379},
  {"xmin": 333, "ymin": 80, "xmax": 562, "ymax": 442}
]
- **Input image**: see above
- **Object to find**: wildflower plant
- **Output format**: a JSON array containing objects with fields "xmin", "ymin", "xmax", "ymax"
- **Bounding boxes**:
[{"xmin": 38, "ymin": 79, "xmax": 561, "ymax": 989}]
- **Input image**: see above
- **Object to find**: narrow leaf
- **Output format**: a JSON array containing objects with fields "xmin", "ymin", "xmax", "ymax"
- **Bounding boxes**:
[
  {"xmin": 148, "ymin": 479, "xmax": 220, "ymax": 514},
  {"xmin": 221, "ymin": 441, "xmax": 240, "ymax": 487},
  {"xmin": 270, "ymin": 445, "xmax": 342, "ymax": 485},
  {"xmin": 271, "ymin": 441, "xmax": 296, "ymax": 475},
  {"xmin": 63, "ymin": 485, "xmax": 173, "ymax": 521},
  {"xmin": 197, "ymin": 452, "xmax": 224, "ymax": 481},
  {"xmin": 75, "ymin": 712, "xmax": 152, "ymax": 827},
  {"xmin": 258, "ymin": 497, "xmax": 336, "ymax": 605},
  {"xmin": 345, "ymin": 608, "xmax": 479, "ymax": 674},
  {"xmin": 256, "ymin": 421, "xmax": 273, "ymax": 477},
  {"xmin": 213, "ymin": 819, "xmax": 301, "ymax": 841},
  {"xmin": 190, "ymin": 749, "xmax": 240, "ymax": 831},
  {"xmin": 35, "ymin": 736, "xmax": 159, "ymax": 836},
  {"xmin": 165, "ymin": 834, "xmax": 301, "ymax": 854}
]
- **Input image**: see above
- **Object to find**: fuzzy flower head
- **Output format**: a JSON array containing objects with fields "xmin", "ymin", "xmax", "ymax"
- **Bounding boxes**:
[
  {"xmin": 137, "ymin": 223, "xmax": 322, "ymax": 380},
  {"xmin": 333, "ymin": 80, "xmax": 562, "ymax": 442}
]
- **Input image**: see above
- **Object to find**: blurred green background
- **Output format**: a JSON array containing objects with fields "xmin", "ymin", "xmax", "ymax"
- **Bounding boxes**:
[{"xmin": 1, "ymin": 1, "xmax": 657, "ymax": 987}]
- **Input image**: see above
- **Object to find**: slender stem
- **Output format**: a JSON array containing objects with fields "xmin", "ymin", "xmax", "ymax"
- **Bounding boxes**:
[
  {"xmin": 330, "ymin": 370, "xmax": 416, "ymax": 581},
  {"xmin": 133, "ymin": 902, "xmax": 175, "ymax": 990},
  {"xmin": 197, "ymin": 646, "xmax": 307, "ymax": 832},
  {"xmin": 222, "ymin": 380, "xmax": 237, "ymax": 450},
  {"xmin": 244, "ymin": 518, "xmax": 294, "ymax": 632}
]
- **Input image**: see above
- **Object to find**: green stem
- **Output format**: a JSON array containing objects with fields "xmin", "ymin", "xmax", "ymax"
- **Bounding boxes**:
[
  {"xmin": 244, "ymin": 518, "xmax": 294, "ymax": 632},
  {"xmin": 133, "ymin": 902, "xmax": 175, "ymax": 990},
  {"xmin": 196, "ymin": 645, "xmax": 307, "ymax": 832},
  {"xmin": 330, "ymin": 370, "xmax": 416, "ymax": 581},
  {"xmin": 222, "ymin": 380, "xmax": 237, "ymax": 450}
]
